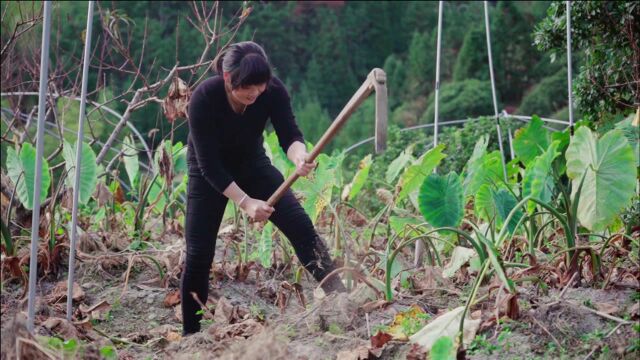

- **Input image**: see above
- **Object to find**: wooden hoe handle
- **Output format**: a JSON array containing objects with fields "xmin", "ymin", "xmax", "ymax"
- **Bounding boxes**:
[{"xmin": 266, "ymin": 68, "xmax": 387, "ymax": 207}]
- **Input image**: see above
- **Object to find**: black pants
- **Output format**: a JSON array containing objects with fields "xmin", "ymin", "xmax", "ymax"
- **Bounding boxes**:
[{"xmin": 180, "ymin": 153, "xmax": 344, "ymax": 335}]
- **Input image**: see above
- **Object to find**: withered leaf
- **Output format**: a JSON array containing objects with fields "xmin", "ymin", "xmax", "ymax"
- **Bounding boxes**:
[
  {"xmin": 163, "ymin": 290, "xmax": 181, "ymax": 307},
  {"xmin": 370, "ymin": 331, "xmax": 392, "ymax": 349},
  {"xmin": 162, "ymin": 77, "xmax": 190, "ymax": 123}
]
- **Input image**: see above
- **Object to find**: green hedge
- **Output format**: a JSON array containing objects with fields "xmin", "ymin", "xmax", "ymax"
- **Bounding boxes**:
[
  {"xmin": 518, "ymin": 69, "xmax": 568, "ymax": 117},
  {"xmin": 420, "ymin": 80, "xmax": 494, "ymax": 124}
]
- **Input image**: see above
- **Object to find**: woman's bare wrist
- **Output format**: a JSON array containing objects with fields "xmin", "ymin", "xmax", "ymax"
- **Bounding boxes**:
[{"xmin": 238, "ymin": 194, "xmax": 249, "ymax": 208}]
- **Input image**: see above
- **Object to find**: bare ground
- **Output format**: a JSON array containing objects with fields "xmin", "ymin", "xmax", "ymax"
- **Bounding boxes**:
[{"xmin": 2, "ymin": 229, "xmax": 639, "ymax": 360}]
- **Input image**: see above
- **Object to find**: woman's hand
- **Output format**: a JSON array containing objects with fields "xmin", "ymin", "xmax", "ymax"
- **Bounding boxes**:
[
  {"xmin": 288, "ymin": 141, "xmax": 316, "ymax": 177},
  {"xmin": 240, "ymin": 197, "xmax": 275, "ymax": 222}
]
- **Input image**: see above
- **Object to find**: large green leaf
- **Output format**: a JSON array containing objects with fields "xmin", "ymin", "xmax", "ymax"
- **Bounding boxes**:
[
  {"xmin": 463, "ymin": 151, "xmax": 504, "ymax": 198},
  {"xmin": 295, "ymin": 153, "xmax": 339, "ymax": 224},
  {"xmin": 474, "ymin": 185, "xmax": 522, "ymax": 234},
  {"xmin": 493, "ymin": 189, "xmax": 523, "ymax": 234},
  {"xmin": 462, "ymin": 135, "xmax": 488, "ymax": 180},
  {"xmin": 263, "ymin": 131, "xmax": 295, "ymax": 178},
  {"xmin": 6, "ymin": 143, "xmax": 50, "ymax": 210},
  {"xmin": 63, "ymin": 141, "xmax": 98, "ymax": 205},
  {"xmin": 344, "ymin": 154, "xmax": 372, "ymax": 201},
  {"xmin": 566, "ymin": 127, "xmax": 636, "ymax": 231},
  {"xmin": 172, "ymin": 141, "xmax": 188, "ymax": 176},
  {"xmin": 418, "ymin": 172, "xmax": 463, "ymax": 228},
  {"xmin": 146, "ymin": 176, "xmax": 166, "ymax": 214},
  {"xmin": 397, "ymin": 144, "xmax": 446, "ymax": 201},
  {"xmin": 386, "ymin": 144, "xmax": 415, "ymax": 184},
  {"xmin": 389, "ymin": 216, "xmax": 424, "ymax": 237},
  {"xmin": 522, "ymin": 140, "xmax": 561, "ymax": 214},
  {"xmin": 513, "ymin": 116, "xmax": 550, "ymax": 165},
  {"xmin": 550, "ymin": 121, "xmax": 589, "ymax": 177},
  {"xmin": 474, "ymin": 184, "xmax": 497, "ymax": 221},
  {"xmin": 465, "ymin": 135, "xmax": 489, "ymax": 173},
  {"xmin": 123, "ymin": 136, "xmax": 139, "ymax": 190}
]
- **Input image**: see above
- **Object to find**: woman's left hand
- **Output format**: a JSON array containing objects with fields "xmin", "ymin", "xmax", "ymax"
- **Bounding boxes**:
[
  {"xmin": 288, "ymin": 141, "xmax": 316, "ymax": 177},
  {"xmin": 293, "ymin": 152, "xmax": 316, "ymax": 177}
]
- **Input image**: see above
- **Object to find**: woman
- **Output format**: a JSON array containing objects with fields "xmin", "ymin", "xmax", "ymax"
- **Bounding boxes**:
[{"xmin": 182, "ymin": 41, "xmax": 345, "ymax": 335}]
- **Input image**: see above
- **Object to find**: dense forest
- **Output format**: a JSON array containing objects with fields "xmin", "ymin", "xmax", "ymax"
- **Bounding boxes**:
[
  {"xmin": 3, "ymin": 1, "xmax": 636, "ymax": 163},
  {"xmin": 0, "ymin": 1, "xmax": 575, "ymax": 153}
]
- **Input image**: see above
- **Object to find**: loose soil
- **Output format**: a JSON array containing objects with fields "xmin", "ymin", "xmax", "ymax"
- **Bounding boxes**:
[{"xmin": 1, "ymin": 227, "xmax": 638, "ymax": 360}]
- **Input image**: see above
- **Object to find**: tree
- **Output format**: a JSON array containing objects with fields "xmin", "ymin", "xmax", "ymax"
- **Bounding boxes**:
[
  {"xmin": 305, "ymin": 9, "xmax": 358, "ymax": 117},
  {"xmin": 534, "ymin": 1, "xmax": 639, "ymax": 123},
  {"xmin": 245, "ymin": 2, "xmax": 307, "ymax": 81},
  {"xmin": 383, "ymin": 54, "xmax": 407, "ymax": 109},
  {"xmin": 491, "ymin": 1, "xmax": 541, "ymax": 103},
  {"xmin": 292, "ymin": 83, "xmax": 332, "ymax": 148},
  {"xmin": 406, "ymin": 31, "xmax": 435, "ymax": 95},
  {"xmin": 342, "ymin": 2, "xmax": 394, "ymax": 79},
  {"xmin": 452, "ymin": 27, "xmax": 489, "ymax": 82}
]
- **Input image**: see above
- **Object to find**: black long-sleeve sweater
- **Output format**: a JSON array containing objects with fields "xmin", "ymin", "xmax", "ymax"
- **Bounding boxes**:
[{"xmin": 186, "ymin": 75, "xmax": 304, "ymax": 193}]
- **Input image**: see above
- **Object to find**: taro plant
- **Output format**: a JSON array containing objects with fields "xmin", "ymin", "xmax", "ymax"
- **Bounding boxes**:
[
  {"xmin": 105, "ymin": 136, "xmax": 187, "ymax": 250},
  {"xmin": 61, "ymin": 140, "xmax": 98, "ymax": 206},
  {"xmin": 565, "ymin": 126, "xmax": 636, "ymax": 233},
  {"xmin": 5, "ymin": 142, "xmax": 51, "ymax": 211},
  {"xmin": 511, "ymin": 117, "xmax": 637, "ymax": 272},
  {"xmin": 4, "ymin": 143, "xmax": 51, "ymax": 258},
  {"xmin": 146, "ymin": 139, "xmax": 188, "ymax": 224}
]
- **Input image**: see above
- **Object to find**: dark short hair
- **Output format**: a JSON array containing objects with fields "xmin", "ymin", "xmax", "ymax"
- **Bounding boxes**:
[{"xmin": 213, "ymin": 41, "xmax": 272, "ymax": 89}]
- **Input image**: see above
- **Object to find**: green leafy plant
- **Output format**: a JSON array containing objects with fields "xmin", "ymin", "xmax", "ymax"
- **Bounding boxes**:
[
  {"xmin": 400, "ymin": 312, "xmax": 431, "ymax": 337},
  {"xmin": 100, "ymin": 345, "xmax": 117, "ymax": 360},
  {"xmin": 512, "ymin": 116, "xmax": 550, "ymax": 166},
  {"xmin": 418, "ymin": 172, "xmax": 464, "ymax": 228},
  {"xmin": 122, "ymin": 135, "xmax": 139, "ymax": 192},
  {"xmin": 565, "ymin": 126, "xmax": 636, "ymax": 232},
  {"xmin": 522, "ymin": 140, "xmax": 561, "ymax": 214},
  {"xmin": 468, "ymin": 333, "xmax": 500, "ymax": 355},
  {"xmin": 386, "ymin": 144, "xmax": 415, "ymax": 184},
  {"xmin": 430, "ymin": 336, "xmax": 456, "ymax": 360},
  {"xmin": 62, "ymin": 140, "xmax": 98, "ymax": 205},
  {"xmin": 6, "ymin": 143, "xmax": 51, "ymax": 210},
  {"xmin": 1, "ymin": 217, "xmax": 14, "ymax": 256},
  {"xmin": 396, "ymin": 143, "xmax": 446, "ymax": 202},
  {"xmin": 294, "ymin": 152, "xmax": 343, "ymax": 224},
  {"xmin": 343, "ymin": 154, "xmax": 373, "ymax": 201}
]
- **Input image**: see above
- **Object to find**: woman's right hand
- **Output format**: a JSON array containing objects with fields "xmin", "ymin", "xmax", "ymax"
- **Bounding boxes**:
[{"xmin": 240, "ymin": 197, "xmax": 275, "ymax": 222}]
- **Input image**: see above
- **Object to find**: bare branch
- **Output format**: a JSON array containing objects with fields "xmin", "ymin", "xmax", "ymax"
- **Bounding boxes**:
[{"xmin": 0, "ymin": 3, "xmax": 42, "ymax": 65}]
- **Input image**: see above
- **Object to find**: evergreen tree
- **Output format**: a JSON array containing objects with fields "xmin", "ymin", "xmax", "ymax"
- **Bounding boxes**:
[
  {"xmin": 490, "ymin": 1, "xmax": 538, "ymax": 103},
  {"xmin": 305, "ymin": 8, "xmax": 358, "ymax": 117},
  {"xmin": 452, "ymin": 27, "xmax": 489, "ymax": 82},
  {"xmin": 406, "ymin": 31, "xmax": 435, "ymax": 95},
  {"xmin": 383, "ymin": 54, "xmax": 407, "ymax": 109}
]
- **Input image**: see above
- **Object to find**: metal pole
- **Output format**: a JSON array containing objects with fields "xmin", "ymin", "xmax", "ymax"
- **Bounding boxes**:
[
  {"xmin": 508, "ymin": 128, "xmax": 515, "ymax": 161},
  {"xmin": 433, "ymin": 1, "xmax": 444, "ymax": 148},
  {"xmin": 415, "ymin": 0, "xmax": 444, "ymax": 268},
  {"xmin": 27, "ymin": 1, "xmax": 53, "ymax": 332},
  {"xmin": 66, "ymin": 0, "xmax": 94, "ymax": 321},
  {"xmin": 566, "ymin": 1, "xmax": 574, "ymax": 135},
  {"xmin": 484, "ymin": 1, "xmax": 508, "ymax": 182}
]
